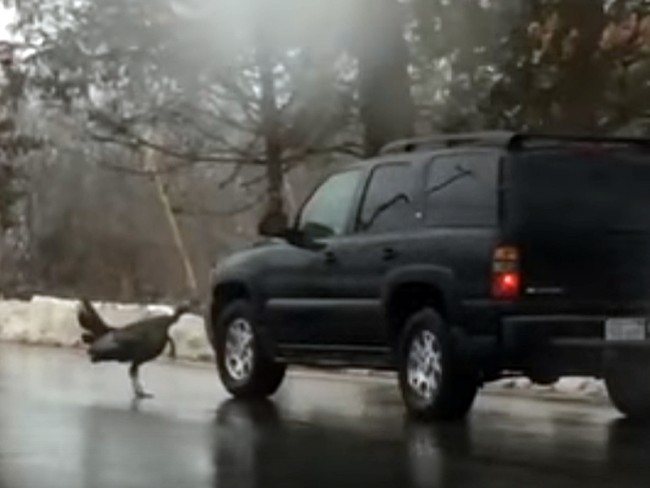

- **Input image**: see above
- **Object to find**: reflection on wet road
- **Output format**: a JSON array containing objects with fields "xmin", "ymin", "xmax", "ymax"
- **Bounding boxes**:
[{"xmin": 0, "ymin": 345, "xmax": 648, "ymax": 488}]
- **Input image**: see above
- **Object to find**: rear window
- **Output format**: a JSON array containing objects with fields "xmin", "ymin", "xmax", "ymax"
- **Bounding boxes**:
[{"xmin": 511, "ymin": 149, "xmax": 650, "ymax": 230}]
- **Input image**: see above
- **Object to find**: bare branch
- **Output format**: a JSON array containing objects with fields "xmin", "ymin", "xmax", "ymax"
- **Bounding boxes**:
[
  {"xmin": 87, "ymin": 128, "xmax": 263, "ymax": 169},
  {"xmin": 173, "ymin": 192, "xmax": 266, "ymax": 217},
  {"xmin": 217, "ymin": 163, "xmax": 244, "ymax": 189},
  {"xmin": 239, "ymin": 171, "xmax": 267, "ymax": 189},
  {"xmin": 96, "ymin": 161, "xmax": 153, "ymax": 177},
  {"xmin": 239, "ymin": 160, "xmax": 300, "ymax": 189},
  {"xmin": 235, "ymin": 141, "xmax": 362, "ymax": 188},
  {"xmin": 87, "ymin": 108, "xmax": 267, "ymax": 165},
  {"xmin": 161, "ymin": 106, "xmax": 260, "ymax": 154},
  {"xmin": 283, "ymin": 142, "xmax": 364, "ymax": 161},
  {"xmin": 216, "ymin": 77, "xmax": 261, "ymax": 127}
]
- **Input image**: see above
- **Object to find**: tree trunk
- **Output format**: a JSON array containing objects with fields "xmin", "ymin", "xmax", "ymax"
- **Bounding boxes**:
[
  {"xmin": 143, "ymin": 132, "xmax": 198, "ymax": 296},
  {"xmin": 256, "ymin": 18, "xmax": 287, "ymax": 230},
  {"xmin": 555, "ymin": 0, "xmax": 607, "ymax": 131},
  {"xmin": 355, "ymin": 0, "xmax": 415, "ymax": 156}
]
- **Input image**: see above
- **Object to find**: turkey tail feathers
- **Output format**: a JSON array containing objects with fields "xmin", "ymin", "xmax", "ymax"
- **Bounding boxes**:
[{"xmin": 77, "ymin": 299, "xmax": 111, "ymax": 340}]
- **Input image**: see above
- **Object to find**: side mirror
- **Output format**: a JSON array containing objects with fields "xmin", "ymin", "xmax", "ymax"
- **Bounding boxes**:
[
  {"xmin": 285, "ymin": 229, "xmax": 326, "ymax": 251},
  {"xmin": 257, "ymin": 210, "xmax": 325, "ymax": 251}
]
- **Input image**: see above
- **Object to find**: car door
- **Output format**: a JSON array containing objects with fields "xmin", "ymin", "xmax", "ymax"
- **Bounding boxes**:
[
  {"xmin": 419, "ymin": 151, "xmax": 502, "ymax": 302},
  {"xmin": 317, "ymin": 161, "xmax": 423, "ymax": 348},
  {"xmin": 263, "ymin": 168, "xmax": 366, "ymax": 347}
]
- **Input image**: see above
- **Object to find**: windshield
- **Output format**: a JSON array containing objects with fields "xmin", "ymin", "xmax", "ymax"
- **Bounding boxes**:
[{"xmin": 298, "ymin": 170, "xmax": 362, "ymax": 238}]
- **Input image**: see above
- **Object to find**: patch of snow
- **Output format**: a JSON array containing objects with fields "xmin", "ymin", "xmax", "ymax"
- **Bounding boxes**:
[
  {"xmin": 551, "ymin": 377, "xmax": 606, "ymax": 397},
  {"xmin": 491, "ymin": 376, "xmax": 606, "ymax": 399}
]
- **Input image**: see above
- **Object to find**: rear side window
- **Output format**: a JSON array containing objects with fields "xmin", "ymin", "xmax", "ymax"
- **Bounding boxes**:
[
  {"xmin": 425, "ymin": 153, "xmax": 499, "ymax": 227},
  {"xmin": 357, "ymin": 163, "xmax": 417, "ymax": 234}
]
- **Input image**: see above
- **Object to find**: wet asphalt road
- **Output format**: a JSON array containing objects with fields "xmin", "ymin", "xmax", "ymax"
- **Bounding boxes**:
[{"xmin": 0, "ymin": 345, "xmax": 649, "ymax": 488}]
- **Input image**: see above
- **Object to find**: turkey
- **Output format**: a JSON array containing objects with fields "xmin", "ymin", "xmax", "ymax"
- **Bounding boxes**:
[{"xmin": 78, "ymin": 298, "xmax": 192, "ymax": 399}]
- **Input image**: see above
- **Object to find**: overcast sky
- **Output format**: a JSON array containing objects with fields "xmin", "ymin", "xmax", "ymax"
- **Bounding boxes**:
[{"xmin": 0, "ymin": 6, "xmax": 13, "ymax": 41}]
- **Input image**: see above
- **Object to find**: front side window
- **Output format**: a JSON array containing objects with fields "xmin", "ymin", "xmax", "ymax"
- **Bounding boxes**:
[{"xmin": 298, "ymin": 170, "xmax": 362, "ymax": 238}]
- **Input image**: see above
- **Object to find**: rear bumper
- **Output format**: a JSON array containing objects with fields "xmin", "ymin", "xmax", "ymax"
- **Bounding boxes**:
[
  {"xmin": 548, "ymin": 338, "xmax": 650, "ymax": 348},
  {"xmin": 502, "ymin": 314, "xmax": 650, "ymax": 348},
  {"xmin": 500, "ymin": 314, "xmax": 650, "ymax": 377},
  {"xmin": 460, "ymin": 300, "xmax": 650, "ymax": 377}
]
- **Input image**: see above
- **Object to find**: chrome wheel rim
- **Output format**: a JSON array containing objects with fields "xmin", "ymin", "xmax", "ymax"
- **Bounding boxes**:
[
  {"xmin": 407, "ymin": 330, "xmax": 443, "ymax": 401},
  {"xmin": 225, "ymin": 318, "xmax": 255, "ymax": 381}
]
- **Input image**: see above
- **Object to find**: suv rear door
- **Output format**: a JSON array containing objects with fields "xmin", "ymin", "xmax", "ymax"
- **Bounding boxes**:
[
  {"xmin": 507, "ymin": 147, "xmax": 650, "ymax": 305},
  {"xmin": 420, "ymin": 150, "xmax": 502, "ymax": 302}
]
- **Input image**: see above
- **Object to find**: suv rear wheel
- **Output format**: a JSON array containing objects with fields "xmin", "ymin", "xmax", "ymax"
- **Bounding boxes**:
[
  {"xmin": 605, "ymin": 356, "xmax": 650, "ymax": 421},
  {"xmin": 215, "ymin": 300, "xmax": 286, "ymax": 399},
  {"xmin": 397, "ymin": 308, "xmax": 478, "ymax": 421}
]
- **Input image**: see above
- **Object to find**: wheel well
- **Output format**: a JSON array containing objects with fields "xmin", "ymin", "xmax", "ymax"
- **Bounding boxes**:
[
  {"xmin": 211, "ymin": 282, "xmax": 251, "ymax": 324},
  {"xmin": 386, "ymin": 283, "xmax": 447, "ymax": 343}
]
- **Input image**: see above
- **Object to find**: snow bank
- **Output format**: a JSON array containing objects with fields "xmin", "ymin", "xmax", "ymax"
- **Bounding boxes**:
[
  {"xmin": 490, "ymin": 377, "xmax": 607, "ymax": 400},
  {"xmin": 352, "ymin": 371, "xmax": 607, "ymax": 400},
  {"xmin": 0, "ymin": 296, "xmax": 214, "ymax": 362}
]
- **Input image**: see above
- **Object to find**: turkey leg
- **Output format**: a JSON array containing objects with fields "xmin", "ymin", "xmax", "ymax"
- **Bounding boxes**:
[{"xmin": 129, "ymin": 363, "xmax": 154, "ymax": 399}]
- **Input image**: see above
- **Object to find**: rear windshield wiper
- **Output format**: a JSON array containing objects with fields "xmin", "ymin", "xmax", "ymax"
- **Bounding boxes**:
[{"xmin": 426, "ymin": 165, "xmax": 474, "ymax": 195}]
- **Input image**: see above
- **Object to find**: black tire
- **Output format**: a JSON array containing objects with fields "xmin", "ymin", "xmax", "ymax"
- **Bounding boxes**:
[
  {"xmin": 215, "ymin": 300, "xmax": 286, "ymax": 399},
  {"xmin": 397, "ymin": 308, "xmax": 478, "ymax": 421},
  {"xmin": 605, "ymin": 356, "xmax": 650, "ymax": 421}
]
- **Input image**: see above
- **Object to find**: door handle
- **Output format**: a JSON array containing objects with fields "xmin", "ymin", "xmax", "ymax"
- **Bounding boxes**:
[
  {"xmin": 382, "ymin": 247, "xmax": 398, "ymax": 261},
  {"xmin": 324, "ymin": 250, "xmax": 337, "ymax": 264}
]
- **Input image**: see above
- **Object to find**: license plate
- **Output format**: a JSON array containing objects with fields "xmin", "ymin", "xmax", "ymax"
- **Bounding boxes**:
[{"xmin": 605, "ymin": 318, "xmax": 647, "ymax": 341}]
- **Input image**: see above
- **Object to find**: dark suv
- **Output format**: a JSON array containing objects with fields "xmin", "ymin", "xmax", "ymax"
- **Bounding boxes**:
[{"xmin": 207, "ymin": 132, "xmax": 650, "ymax": 420}]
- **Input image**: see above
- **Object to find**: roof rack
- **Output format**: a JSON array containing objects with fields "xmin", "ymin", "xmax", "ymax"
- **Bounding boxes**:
[{"xmin": 379, "ymin": 131, "xmax": 650, "ymax": 155}]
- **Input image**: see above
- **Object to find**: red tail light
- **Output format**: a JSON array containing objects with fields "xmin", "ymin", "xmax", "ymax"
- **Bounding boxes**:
[{"xmin": 492, "ymin": 246, "xmax": 521, "ymax": 299}]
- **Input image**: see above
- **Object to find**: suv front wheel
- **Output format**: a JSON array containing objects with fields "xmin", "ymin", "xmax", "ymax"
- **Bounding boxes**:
[
  {"xmin": 397, "ymin": 308, "xmax": 478, "ymax": 421},
  {"xmin": 215, "ymin": 300, "xmax": 286, "ymax": 399}
]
